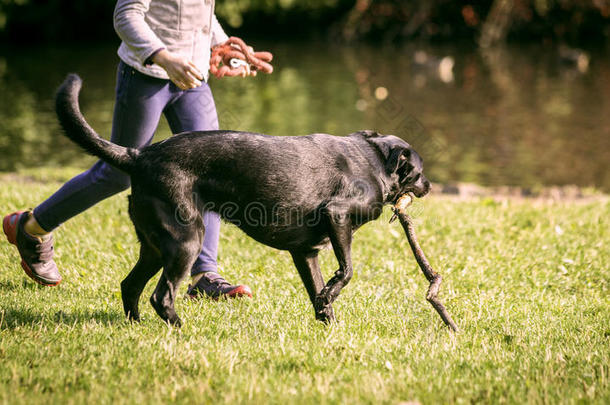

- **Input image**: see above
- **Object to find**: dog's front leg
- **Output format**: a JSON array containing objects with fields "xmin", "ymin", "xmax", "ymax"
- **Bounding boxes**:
[{"xmin": 315, "ymin": 214, "xmax": 353, "ymax": 323}]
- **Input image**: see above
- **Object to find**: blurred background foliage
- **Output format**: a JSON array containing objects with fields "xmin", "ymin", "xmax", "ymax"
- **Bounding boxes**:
[{"xmin": 1, "ymin": 0, "xmax": 610, "ymax": 45}]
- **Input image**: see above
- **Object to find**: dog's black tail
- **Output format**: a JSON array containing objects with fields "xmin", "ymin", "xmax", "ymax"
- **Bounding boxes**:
[{"xmin": 55, "ymin": 74, "xmax": 138, "ymax": 173}]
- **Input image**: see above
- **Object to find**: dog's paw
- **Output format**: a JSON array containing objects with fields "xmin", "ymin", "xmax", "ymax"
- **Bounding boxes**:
[
  {"xmin": 126, "ymin": 311, "xmax": 141, "ymax": 322},
  {"xmin": 314, "ymin": 296, "xmax": 336, "ymax": 323},
  {"xmin": 315, "ymin": 308, "xmax": 335, "ymax": 324}
]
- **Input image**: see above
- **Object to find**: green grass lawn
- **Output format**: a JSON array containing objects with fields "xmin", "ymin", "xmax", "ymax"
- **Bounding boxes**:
[{"xmin": 1, "ymin": 169, "xmax": 609, "ymax": 404}]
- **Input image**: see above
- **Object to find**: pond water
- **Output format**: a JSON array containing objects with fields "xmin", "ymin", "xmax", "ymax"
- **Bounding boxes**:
[{"xmin": 0, "ymin": 42, "xmax": 608, "ymax": 191}]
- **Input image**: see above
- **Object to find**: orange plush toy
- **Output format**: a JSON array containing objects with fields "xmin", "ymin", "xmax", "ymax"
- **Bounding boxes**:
[{"xmin": 210, "ymin": 37, "xmax": 273, "ymax": 78}]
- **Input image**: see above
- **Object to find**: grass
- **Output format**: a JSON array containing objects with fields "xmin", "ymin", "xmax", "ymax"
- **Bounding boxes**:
[{"xmin": 0, "ymin": 168, "xmax": 609, "ymax": 404}]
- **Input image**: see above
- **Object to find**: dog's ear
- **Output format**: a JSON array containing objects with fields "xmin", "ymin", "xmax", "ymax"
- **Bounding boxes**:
[
  {"xmin": 365, "ymin": 135, "xmax": 411, "ymax": 175},
  {"xmin": 386, "ymin": 147, "xmax": 411, "ymax": 174}
]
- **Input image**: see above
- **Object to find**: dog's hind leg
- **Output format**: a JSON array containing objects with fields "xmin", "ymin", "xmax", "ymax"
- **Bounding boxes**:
[
  {"xmin": 314, "ymin": 215, "xmax": 353, "ymax": 322},
  {"xmin": 290, "ymin": 250, "xmax": 333, "ymax": 321},
  {"xmin": 149, "ymin": 227, "xmax": 202, "ymax": 327},
  {"xmin": 121, "ymin": 238, "xmax": 162, "ymax": 322},
  {"xmin": 121, "ymin": 194, "xmax": 166, "ymax": 321}
]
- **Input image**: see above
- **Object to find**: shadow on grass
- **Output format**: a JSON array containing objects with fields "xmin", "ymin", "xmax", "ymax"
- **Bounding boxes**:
[{"xmin": 0, "ymin": 306, "xmax": 125, "ymax": 330}]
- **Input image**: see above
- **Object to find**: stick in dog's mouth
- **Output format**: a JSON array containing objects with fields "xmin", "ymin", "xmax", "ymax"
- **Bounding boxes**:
[
  {"xmin": 391, "ymin": 193, "xmax": 459, "ymax": 332},
  {"xmin": 389, "ymin": 193, "xmax": 414, "ymax": 223}
]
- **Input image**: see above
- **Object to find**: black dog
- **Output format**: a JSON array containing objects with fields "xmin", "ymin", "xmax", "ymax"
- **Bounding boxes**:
[{"xmin": 55, "ymin": 74, "xmax": 430, "ymax": 326}]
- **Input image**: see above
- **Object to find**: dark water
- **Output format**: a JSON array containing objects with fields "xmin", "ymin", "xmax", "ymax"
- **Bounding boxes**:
[{"xmin": 0, "ymin": 42, "xmax": 608, "ymax": 191}]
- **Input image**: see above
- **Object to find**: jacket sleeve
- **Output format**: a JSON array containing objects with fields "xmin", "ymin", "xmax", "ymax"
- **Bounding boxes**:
[
  {"xmin": 114, "ymin": 0, "xmax": 166, "ymax": 65},
  {"xmin": 211, "ymin": 14, "xmax": 229, "ymax": 47}
]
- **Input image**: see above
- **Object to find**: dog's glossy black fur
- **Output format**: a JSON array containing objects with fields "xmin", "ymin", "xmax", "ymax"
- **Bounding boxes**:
[{"xmin": 55, "ymin": 74, "xmax": 430, "ymax": 326}]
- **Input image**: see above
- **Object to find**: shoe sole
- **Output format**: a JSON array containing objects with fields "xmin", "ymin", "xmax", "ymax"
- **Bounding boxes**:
[
  {"xmin": 226, "ymin": 285, "xmax": 253, "ymax": 298},
  {"xmin": 3, "ymin": 211, "xmax": 62, "ymax": 287},
  {"xmin": 2, "ymin": 211, "xmax": 23, "ymax": 245},
  {"xmin": 187, "ymin": 284, "xmax": 253, "ymax": 300}
]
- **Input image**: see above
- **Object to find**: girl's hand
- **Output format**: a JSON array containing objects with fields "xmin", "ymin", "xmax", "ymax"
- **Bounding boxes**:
[{"xmin": 152, "ymin": 49, "xmax": 203, "ymax": 90}]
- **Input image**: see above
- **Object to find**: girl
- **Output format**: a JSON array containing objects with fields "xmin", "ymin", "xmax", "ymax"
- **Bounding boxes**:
[{"xmin": 3, "ymin": 0, "xmax": 261, "ymax": 299}]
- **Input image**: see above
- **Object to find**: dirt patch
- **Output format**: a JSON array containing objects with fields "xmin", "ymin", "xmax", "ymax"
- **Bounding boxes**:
[{"xmin": 430, "ymin": 182, "xmax": 607, "ymax": 202}]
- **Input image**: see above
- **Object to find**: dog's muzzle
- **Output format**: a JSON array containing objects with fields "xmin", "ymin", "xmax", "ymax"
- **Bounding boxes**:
[{"xmin": 407, "ymin": 176, "xmax": 430, "ymax": 198}]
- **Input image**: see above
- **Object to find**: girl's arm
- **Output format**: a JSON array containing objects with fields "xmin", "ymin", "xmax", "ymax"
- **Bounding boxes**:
[
  {"xmin": 113, "ymin": 0, "xmax": 203, "ymax": 89},
  {"xmin": 113, "ymin": 0, "xmax": 165, "ymax": 66}
]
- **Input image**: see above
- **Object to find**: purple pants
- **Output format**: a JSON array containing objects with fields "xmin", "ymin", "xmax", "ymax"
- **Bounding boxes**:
[{"xmin": 34, "ymin": 61, "xmax": 221, "ymax": 275}]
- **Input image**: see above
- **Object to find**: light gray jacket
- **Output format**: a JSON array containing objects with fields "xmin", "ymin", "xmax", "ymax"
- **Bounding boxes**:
[{"xmin": 114, "ymin": 0, "xmax": 229, "ymax": 81}]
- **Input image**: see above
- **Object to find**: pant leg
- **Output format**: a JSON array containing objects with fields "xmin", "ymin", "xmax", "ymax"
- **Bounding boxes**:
[
  {"xmin": 164, "ymin": 83, "xmax": 221, "ymax": 275},
  {"xmin": 34, "ymin": 62, "xmax": 171, "ymax": 231}
]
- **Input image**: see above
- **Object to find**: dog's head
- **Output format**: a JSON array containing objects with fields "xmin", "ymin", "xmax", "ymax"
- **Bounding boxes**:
[{"xmin": 357, "ymin": 130, "xmax": 430, "ymax": 200}]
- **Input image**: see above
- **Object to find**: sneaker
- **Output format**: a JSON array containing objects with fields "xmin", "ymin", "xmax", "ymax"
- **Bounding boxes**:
[
  {"xmin": 187, "ymin": 272, "xmax": 252, "ymax": 299},
  {"xmin": 3, "ymin": 211, "xmax": 62, "ymax": 286}
]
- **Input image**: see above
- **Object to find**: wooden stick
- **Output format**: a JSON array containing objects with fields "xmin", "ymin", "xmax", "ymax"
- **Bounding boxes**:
[{"xmin": 393, "ymin": 195, "xmax": 459, "ymax": 332}]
